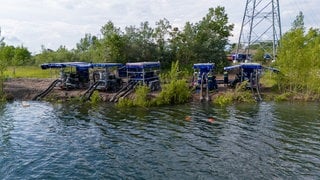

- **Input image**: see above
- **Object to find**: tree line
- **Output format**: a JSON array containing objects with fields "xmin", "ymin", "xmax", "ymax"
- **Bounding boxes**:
[{"xmin": 0, "ymin": 6, "xmax": 234, "ymax": 72}]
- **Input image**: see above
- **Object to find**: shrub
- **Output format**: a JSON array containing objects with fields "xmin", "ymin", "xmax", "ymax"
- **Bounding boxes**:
[
  {"xmin": 116, "ymin": 85, "xmax": 150, "ymax": 108},
  {"xmin": 213, "ymin": 92, "xmax": 233, "ymax": 106},
  {"xmin": 90, "ymin": 90, "xmax": 102, "ymax": 104},
  {"xmin": 116, "ymin": 97, "xmax": 134, "ymax": 108},
  {"xmin": 153, "ymin": 79, "xmax": 191, "ymax": 105}
]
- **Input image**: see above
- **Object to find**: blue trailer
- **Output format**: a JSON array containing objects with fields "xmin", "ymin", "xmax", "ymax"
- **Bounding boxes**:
[
  {"xmin": 90, "ymin": 63, "xmax": 124, "ymax": 92},
  {"xmin": 33, "ymin": 62, "xmax": 93, "ymax": 100},
  {"xmin": 41, "ymin": 62, "xmax": 92, "ymax": 90},
  {"xmin": 192, "ymin": 63, "xmax": 217, "ymax": 101},
  {"xmin": 224, "ymin": 62, "xmax": 279, "ymax": 101},
  {"xmin": 109, "ymin": 61, "xmax": 161, "ymax": 102},
  {"xmin": 126, "ymin": 61, "xmax": 161, "ymax": 91}
]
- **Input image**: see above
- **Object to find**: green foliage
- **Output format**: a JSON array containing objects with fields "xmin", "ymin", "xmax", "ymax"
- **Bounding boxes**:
[
  {"xmin": 116, "ymin": 85, "xmax": 150, "ymax": 108},
  {"xmin": 40, "ymin": 6, "xmax": 232, "ymax": 69},
  {"xmin": 0, "ymin": 41, "xmax": 9, "ymax": 98},
  {"xmin": 213, "ymin": 85, "xmax": 256, "ymax": 106},
  {"xmin": 2, "ymin": 7, "xmax": 234, "ymax": 70},
  {"xmin": 292, "ymin": 11, "xmax": 305, "ymax": 31},
  {"xmin": 275, "ymin": 12, "xmax": 320, "ymax": 95},
  {"xmin": 154, "ymin": 79, "xmax": 191, "ymax": 105},
  {"xmin": 134, "ymin": 85, "xmax": 150, "ymax": 107},
  {"xmin": 213, "ymin": 92, "xmax": 233, "ymax": 106},
  {"xmin": 172, "ymin": 6, "xmax": 233, "ymax": 71},
  {"xmin": 5, "ymin": 66, "xmax": 58, "ymax": 78},
  {"xmin": 116, "ymin": 97, "xmax": 134, "ymax": 108},
  {"xmin": 153, "ymin": 61, "xmax": 191, "ymax": 105},
  {"xmin": 232, "ymin": 91, "xmax": 256, "ymax": 103},
  {"xmin": 34, "ymin": 46, "xmax": 78, "ymax": 65},
  {"xmin": 117, "ymin": 61, "xmax": 191, "ymax": 107},
  {"xmin": 274, "ymin": 92, "xmax": 293, "ymax": 102},
  {"xmin": 90, "ymin": 91, "xmax": 102, "ymax": 104}
]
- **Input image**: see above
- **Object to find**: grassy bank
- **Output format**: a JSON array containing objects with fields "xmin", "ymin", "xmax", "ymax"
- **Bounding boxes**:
[{"xmin": 4, "ymin": 66, "xmax": 59, "ymax": 78}]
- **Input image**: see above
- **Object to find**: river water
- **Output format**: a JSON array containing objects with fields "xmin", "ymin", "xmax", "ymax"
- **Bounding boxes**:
[{"xmin": 0, "ymin": 101, "xmax": 319, "ymax": 179}]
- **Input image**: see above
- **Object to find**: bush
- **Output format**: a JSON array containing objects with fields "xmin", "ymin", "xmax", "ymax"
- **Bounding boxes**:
[
  {"xmin": 153, "ymin": 79, "xmax": 191, "ymax": 105},
  {"xmin": 90, "ymin": 90, "xmax": 102, "ymax": 104},
  {"xmin": 116, "ymin": 61, "xmax": 192, "ymax": 108},
  {"xmin": 116, "ymin": 85, "xmax": 150, "ymax": 108},
  {"xmin": 213, "ymin": 92, "xmax": 233, "ymax": 106}
]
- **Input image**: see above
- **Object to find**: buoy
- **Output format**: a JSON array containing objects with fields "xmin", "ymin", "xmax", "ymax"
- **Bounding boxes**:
[
  {"xmin": 21, "ymin": 101, "xmax": 30, "ymax": 107},
  {"xmin": 185, "ymin": 116, "xmax": 191, "ymax": 121},
  {"xmin": 208, "ymin": 117, "xmax": 215, "ymax": 123}
]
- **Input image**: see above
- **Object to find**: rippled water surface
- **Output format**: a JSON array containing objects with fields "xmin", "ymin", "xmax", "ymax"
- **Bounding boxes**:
[{"xmin": 0, "ymin": 101, "xmax": 319, "ymax": 179}]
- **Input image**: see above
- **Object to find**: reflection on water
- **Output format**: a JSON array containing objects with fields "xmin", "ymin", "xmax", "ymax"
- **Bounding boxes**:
[{"xmin": 0, "ymin": 101, "xmax": 319, "ymax": 179}]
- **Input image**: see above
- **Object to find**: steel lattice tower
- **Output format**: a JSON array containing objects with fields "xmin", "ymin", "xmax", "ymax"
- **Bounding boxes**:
[{"xmin": 237, "ymin": 0, "xmax": 282, "ymax": 61}]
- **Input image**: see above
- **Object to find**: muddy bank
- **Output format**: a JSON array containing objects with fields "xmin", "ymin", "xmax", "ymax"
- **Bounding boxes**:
[
  {"xmin": 3, "ymin": 78, "xmax": 221, "ymax": 102},
  {"xmin": 4, "ymin": 78, "xmax": 275, "ymax": 102},
  {"xmin": 3, "ymin": 78, "xmax": 85, "ymax": 101}
]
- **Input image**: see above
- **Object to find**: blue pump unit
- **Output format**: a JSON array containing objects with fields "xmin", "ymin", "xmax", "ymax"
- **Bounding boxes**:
[
  {"xmin": 193, "ymin": 63, "xmax": 217, "ymax": 91},
  {"xmin": 126, "ymin": 61, "xmax": 161, "ymax": 91},
  {"xmin": 224, "ymin": 62, "xmax": 279, "ymax": 88}
]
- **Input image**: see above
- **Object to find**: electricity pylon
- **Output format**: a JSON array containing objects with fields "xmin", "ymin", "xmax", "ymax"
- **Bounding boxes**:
[{"xmin": 236, "ymin": 0, "xmax": 282, "ymax": 61}]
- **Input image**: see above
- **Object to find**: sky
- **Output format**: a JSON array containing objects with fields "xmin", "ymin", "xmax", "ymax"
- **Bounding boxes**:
[{"xmin": 0, "ymin": 0, "xmax": 319, "ymax": 54}]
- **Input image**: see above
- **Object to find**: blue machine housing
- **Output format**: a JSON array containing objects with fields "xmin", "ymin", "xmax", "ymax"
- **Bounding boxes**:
[
  {"xmin": 224, "ymin": 62, "xmax": 279, "ymax": 88},
  {"xmin": 126, "ymin": 62, "xmax": 160, "ymax": 82},
  {"xmin": 41, "ymin": 62, "xmax": 91, "ymax": 69},
  {"xmin": 41, "ymin": 62, "xmax": 92, "ymax": 84},
  {"xmin": 193, "ymin": 63, "xmax": 215, "ymax": 74},
  {"xmin": 90, "ymin": 63, "xmax": 125, "ymax": 92},
  {"xmin": 126, "ymin": 61, "xmax": 161, "ymax": 91},
  {"xmin": 90, "ymin": 63, "xmax": 123, "ymax": 68},
  {"xmin": 193, "ymin": 63, "xmax": 217, "ymax": 91}
]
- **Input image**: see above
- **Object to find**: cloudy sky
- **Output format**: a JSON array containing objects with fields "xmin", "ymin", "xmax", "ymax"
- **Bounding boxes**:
[{"xmin": 0, "ymin": 0, "xmax": 319, "ymax": 53}]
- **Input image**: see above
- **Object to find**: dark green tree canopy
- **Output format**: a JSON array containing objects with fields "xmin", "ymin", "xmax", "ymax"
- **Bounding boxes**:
[{"xmin": 7, "ymin": 6, "xmax": 234, "ymax": 72}]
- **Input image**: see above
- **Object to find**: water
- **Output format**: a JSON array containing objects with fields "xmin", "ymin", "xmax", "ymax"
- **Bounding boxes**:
[{"xmin": 0, "ymin": 101, "xmax": 319, "ymax": 179}]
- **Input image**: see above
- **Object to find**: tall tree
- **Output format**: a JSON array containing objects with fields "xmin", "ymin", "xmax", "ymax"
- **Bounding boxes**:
[
  {"xmin": 55, "ymin": 46, "xmax": 75, "ymax": 62},
  {"xmin": 174, "ymin": 22, "xmax": 197, "ymax": 68},
  {"xmin": 275, "ymin": 11, "xmax": 320, "ymax": 94},
  {"xmin": 194, "ymin": 6, "xmax": 234, "ymax": 70},
  {"xmin": 154, "ymin": 18, "xmax": 172, "ymax": 66},
  {"xmin": 99, "ymin": 21, "xmax": 126, "ymax": 63},
  {"xmin": 292, "ymin": 11, "xmax": 305, "ymax": 31},
  {"xmin": 11, "ymin": 46, "xmax": 32, "ymax": 76}
]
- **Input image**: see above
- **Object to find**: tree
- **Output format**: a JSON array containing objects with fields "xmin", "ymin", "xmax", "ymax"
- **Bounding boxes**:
[
  {"xmin": 0, "ymin": 30, "xmax": 8, "ymax": 97},
  {"xmin": 174, "ymin": 22, "xmax": 197, "ymax": 68},
  {"xmin": 194, "ymin": 6, "xmax": 234, "ymax": 71},
  {"xmin": 75, "ymin": 33, "xmax": 99, "ymax": 62},
  {"xmin": 292, "ymin": 11, "xmax": 305, "ymax": 31},
  {"xmin": 275, "ymin": 11, "xmax": 320, "ymax": 94},
  {"xmin": 55, "ymin": 46, "xmax": 75, "ymax": 62},
  {"xmin": 99, "ymin": 21, "xmax": 126, "ymax": 63},
  {"xmin": 11, "ymin": 46, "xmax": 32, "ymax": 76},
  {"xmin": 154, "ymin": 18, "xmax": 172, "ymax": 67},
  {"xmin": 34, "ymin": 45, "xmax": 56, "ymax": 65}
]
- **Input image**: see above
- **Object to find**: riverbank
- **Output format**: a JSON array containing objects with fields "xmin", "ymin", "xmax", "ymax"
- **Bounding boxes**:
[
  {"xmin": 4, "ymin": 77, "xmax": 315, "ymax": 103},
  {"xmin": 1, "ymin": 78, "xmax": 260, "ymax": 102},
  {"xmin": 3, "ymin": 78, "xmax": 83, "ymax": 101}
]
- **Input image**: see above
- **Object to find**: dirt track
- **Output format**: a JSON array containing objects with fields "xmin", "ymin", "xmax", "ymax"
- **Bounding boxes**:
[{"xmin": 3, "ymin": 78, "xmax": 85, "ymax": 101}]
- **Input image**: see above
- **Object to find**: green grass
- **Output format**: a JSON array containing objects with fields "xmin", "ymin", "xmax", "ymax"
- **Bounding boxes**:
[{"xmin": 4, "ymin": 66, "xmax": 60, "ymax": 78}]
